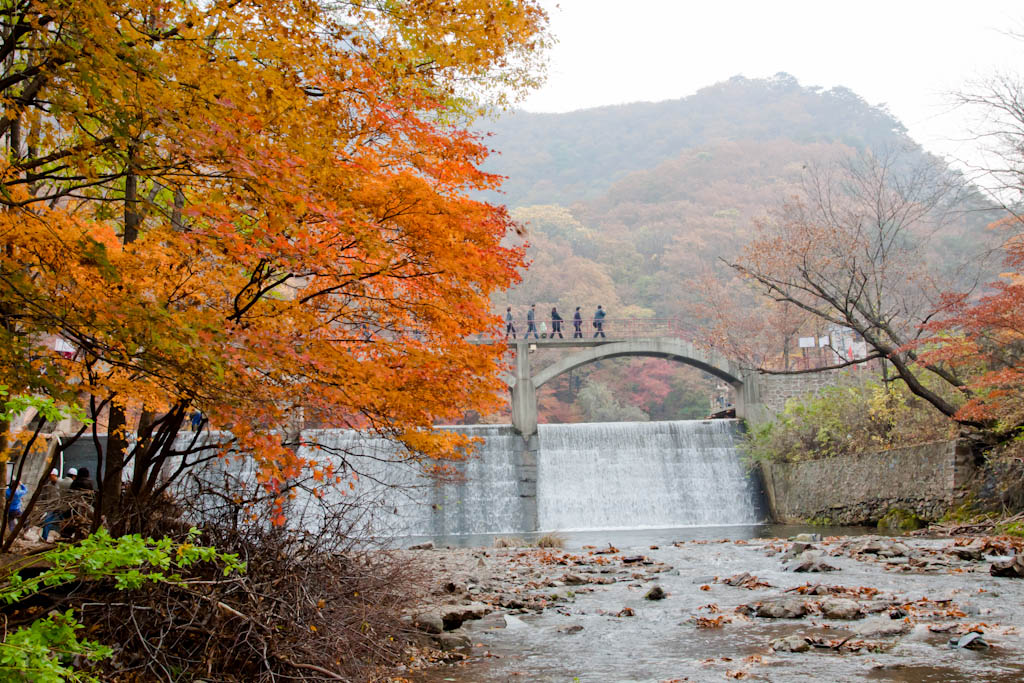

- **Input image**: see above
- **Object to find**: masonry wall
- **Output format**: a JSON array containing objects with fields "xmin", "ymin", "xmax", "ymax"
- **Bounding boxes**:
[
  {"xmin": 760, "ymin": 440, "xmax": 975, "ymax": 525},
  {"xmin": 755, "ymin": 369, "xmax": 847, "ymax": 415}
]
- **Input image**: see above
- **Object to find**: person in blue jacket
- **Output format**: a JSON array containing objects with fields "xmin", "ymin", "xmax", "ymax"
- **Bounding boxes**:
[
  {"xmin": 572, "ymin": 307, "xmax": 583, "ymax": 338},
  {"xmin": 5, "ymin": 480, "xmax": 27, "ymax": 531},
  {"xmin": 593, "ymin": 305, "xmax": 606, "ymax": 338}
]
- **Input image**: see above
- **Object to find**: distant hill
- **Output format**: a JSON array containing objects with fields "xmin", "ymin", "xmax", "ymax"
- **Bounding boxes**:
[
  {"xmin": 479, "ymin": 73, "xmax": 920, "ymax": 208},
  {"xmin": 481, "ymin": 74, "xmax": 1000, "ymax": 425}
]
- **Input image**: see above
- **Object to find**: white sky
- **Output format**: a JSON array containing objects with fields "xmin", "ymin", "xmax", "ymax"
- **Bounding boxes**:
[{"xmin": 521, "ymin": 0, "xmax": 1023, "ymax": 169}]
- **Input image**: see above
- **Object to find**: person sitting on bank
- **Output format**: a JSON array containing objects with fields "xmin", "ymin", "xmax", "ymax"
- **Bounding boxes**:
[
  {"xmin": 70, "ymin": 468, "xmax": 95, "ymax": 492},
  {"xmin": 58, "ymin": 468, "xmax": 76, "ymax": 492}
]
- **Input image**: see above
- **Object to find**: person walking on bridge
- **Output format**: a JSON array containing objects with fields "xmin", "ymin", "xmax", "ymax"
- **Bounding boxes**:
[
  {"xmin": 593, "ymin": 305, "xmax": 606, "ymax": 338},
  {"xmin": 572, "ymin": 307, "xmax": 583, "ymax": 338},
  {"xmin": 505, "ymin": 306, "xmax": 516, "ymax": 339},
  {"xmin": 526, "ymin": 304, "xmax": 539, "ymax": 339},
  {"xmin": 550, "ymin": 307, "xmax": 564, "ymax": 338}
]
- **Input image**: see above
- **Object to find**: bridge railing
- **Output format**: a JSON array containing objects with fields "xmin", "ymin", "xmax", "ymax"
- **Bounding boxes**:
[{"xmin": 500, "ymin": 317, "xmax": 692, "ymax": 341}]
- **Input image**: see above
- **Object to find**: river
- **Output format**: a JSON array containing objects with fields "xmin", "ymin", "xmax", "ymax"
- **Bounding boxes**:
[{"xmin": 407, "ymin": 525, "xmax": 1024, "ymax": 682}]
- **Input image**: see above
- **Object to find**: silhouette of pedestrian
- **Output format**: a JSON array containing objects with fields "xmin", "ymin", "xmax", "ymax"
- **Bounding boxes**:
[
  {"xmin": 572, "ymin": 307, "xmax": 583, "ymax": 338},
  {"xmin": 593, "ymin": 305, "xmax": 606, "ymax": 338},
  {"xmin": 550, "ymin": 307, "xmax": 564, "ymax": 338},
  {"xmin": 526, "ymin": 304, "xmax": 539, "ymax": 339},
  {"xmin": 505, "ymin": 306, "xmax": 516, "ymax": 339}
]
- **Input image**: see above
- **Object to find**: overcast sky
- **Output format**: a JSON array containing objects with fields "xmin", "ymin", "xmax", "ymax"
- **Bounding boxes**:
[{"xmin": 521, "ymin": 0, "xmax": 1023, "ymax": 170}]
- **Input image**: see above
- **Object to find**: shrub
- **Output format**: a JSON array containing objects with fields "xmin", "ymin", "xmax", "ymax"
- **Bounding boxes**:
[
  {"xmin": 535, "ymin": 533, "xmax": 566, "ymax": 548},
  {"xmin": 743, "ymin": 373, "xmax": 956, "ymax": 463}
]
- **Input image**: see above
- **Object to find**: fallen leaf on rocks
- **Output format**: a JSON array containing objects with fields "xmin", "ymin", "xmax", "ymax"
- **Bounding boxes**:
[{"xmin": 694, "ymin": 615, "xmax": 732, "ymax": 629}]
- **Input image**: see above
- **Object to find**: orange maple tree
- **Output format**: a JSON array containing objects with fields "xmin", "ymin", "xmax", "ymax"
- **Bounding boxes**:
[
  {"xmin": 0, "ymin": 0, "xmax": 549, "ymax": 528},
  {"xmin": 920, "ymin": 222, "xmax": 1024, "ymax": 434}
]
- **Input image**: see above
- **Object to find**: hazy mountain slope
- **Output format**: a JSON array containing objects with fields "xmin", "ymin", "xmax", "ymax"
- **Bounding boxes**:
[{"xmin": 481, "ymin": 73, "xmax": 916, "ymax": 207}]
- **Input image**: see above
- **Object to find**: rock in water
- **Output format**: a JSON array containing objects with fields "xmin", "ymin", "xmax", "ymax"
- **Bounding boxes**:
[
  {"xmin": 644, "ymin": 585, "xmax": 666, "ymax": 600},
  {"xmin": 755, "ymin": 599, "xmax": 808, "ymax": 619},
  {"xmin": 786, "ymin": 558, "xmax": 838, "ymax": 573},
  {"xmin": 990, "ymin": 554, "xmax": 1024, "ymax": 578},
  {"xmin": 854, "ymin": 615, "xmax": 912, "ymax": 638},
  {"xmin": 949, "ymin": 631, "xmax": 989, "ymax": 649},
  {"xmin": 791, "ymin": 533, "xmax": 822, "ymax": 543},
  {"xmin": 771, "ymin": 635, "xmax": 810, "ymax": 652},
  {"xmin": 821, "ymin": 598, "xmax": 863, "ymax": 620}
]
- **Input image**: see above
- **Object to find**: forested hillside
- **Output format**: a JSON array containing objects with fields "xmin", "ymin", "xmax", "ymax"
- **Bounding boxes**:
[
  {"xmin": 481, "ymin": 73, "xmax": 918, "ymax": 208},
  {"xmin": 485, "ymin": 74, "xmax": 1000, "ymax": 424}
]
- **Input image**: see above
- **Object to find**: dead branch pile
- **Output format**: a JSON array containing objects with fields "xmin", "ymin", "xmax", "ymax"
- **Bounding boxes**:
[{"xmin": 16, "ymin": 463, "xmax": 431, "ymax": 681}]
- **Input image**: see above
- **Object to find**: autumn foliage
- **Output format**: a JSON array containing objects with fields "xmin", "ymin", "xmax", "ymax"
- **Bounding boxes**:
[
  {"xmin": 0, "ymin": 0, "xmax": 549, "ymax": 523},
  {"xmin": 921, "ymin": 222, "xmax": 1024, "ymax": 432}
]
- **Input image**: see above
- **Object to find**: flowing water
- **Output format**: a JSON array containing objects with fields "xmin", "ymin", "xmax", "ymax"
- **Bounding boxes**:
[
  {"xmin": 536, "ymin": 420, "xmax": 762, "ymax": 531},
  {"xmin": 299, "ymin": 425, "xmax": 525, "ymax": 537},
  {"xmin": 412, "ymin": 527, "xmax": 1024, "ymax": 683},
  {"xmin": 180, "ymin": 419, "xmax": 764, "ymax": 536}
]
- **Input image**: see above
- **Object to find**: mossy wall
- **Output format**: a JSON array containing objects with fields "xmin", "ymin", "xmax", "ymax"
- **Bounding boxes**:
[{"xmin": 759, "ymin": 440, "xmax": 974, "ymax": 525}]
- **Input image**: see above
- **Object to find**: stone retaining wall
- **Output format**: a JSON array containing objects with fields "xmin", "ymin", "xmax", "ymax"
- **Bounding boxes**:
[
  {"xmin": 755, "ymin": 369, "xmax": 845, "ymax": 416},
  {"xmin": 760, "ymin": 440, "xmax": 974, "ymax": 525}
]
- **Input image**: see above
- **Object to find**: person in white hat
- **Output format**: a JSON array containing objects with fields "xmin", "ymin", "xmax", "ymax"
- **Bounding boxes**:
[
  {"xmin": 57, "ymin": 468, "xmax": 76, "ymax": 493},
  {"xmin": 40, "ymin": 468, "xmax": 61, "ymax": 541}
]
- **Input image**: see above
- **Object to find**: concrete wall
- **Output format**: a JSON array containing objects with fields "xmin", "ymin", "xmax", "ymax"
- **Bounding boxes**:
[{"xmin": 760, "ymin": 440, "xmax": 975, "ymax": 525}]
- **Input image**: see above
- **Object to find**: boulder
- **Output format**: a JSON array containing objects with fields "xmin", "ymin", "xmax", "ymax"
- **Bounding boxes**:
[
  {"xmin": 820, "ymin": 598, "xmax": 863, "ymax": 620},
  {"xmin": 877, "ymin": 508, "xmax": 924, "ymax": 532},
  {"xmin": 792, "ymin": 533, "xmax": 822, "ymax": 543},
  {"xmin": 562, "ymin": 573, "xmax": 588, "ymax": 585},
  {"xmin": 408, "ymin": 541, "xmax": 434, "ymax": 550},
  {"xmin": 755, "ymin": 599, "xmax": 808, "ymax": 619},
  {"xmin": 990, "ymin": 554, "xmax": 1024, "ymax": 578},
  {"xmin": 782, "ymin": 542, "xmax": 815, "ymax": 560},
  {"xmin": 771, "ymin": 635, "xmax": 810, "ymax": 652},
  {"xmin": 786, "ymin": 558, "xmax": 838, "ymax": 573},
  {"xmin": 949, "ymin": 631, "xmax": 989, "ymax": 649},
  {"xmin": 413, "ymin": 611, "xmax": 443, "ymax": 634},
  {"xmin": 440, "ymin": 602, "xmax": 492, "ymax": 630},
  {"xmin": 433, "ymin": 631, "xmax": 472, "ymax": 651},
  {"xmin": 644, "ymin": 585, "xmax": 666, "ymax": 601},
  {"xmin": 557, "ymin": 624, "xmax": 584, "ymax": 634},
  {"xmin": 854, "ymin": 615, "xmax": 912, "ymax": 638},
  {"xmin": 948, "ymin": 545, "xmax": 984, "ymax": 562}
]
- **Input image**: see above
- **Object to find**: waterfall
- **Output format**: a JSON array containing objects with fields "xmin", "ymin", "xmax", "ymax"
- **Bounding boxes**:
[
  {"xmin": 175, "ymin": 420, "xmax": 762, "ymax": 537},
  {"xmin": 296, "ymin": 425, "xmax": 524, "ymax": 537},
  {"xmin": 537, "ymin": 420, "xmax": 761, "ymax": 530}
]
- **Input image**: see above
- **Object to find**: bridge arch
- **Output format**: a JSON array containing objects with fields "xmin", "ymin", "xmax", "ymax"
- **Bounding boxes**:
[
  {"xmin": 507, "ymin": 337, "xmax": 751, "ymax": 439},
  {"xmin": 531, "ymin": 339, "xmax": 743, "ymax": 389}
]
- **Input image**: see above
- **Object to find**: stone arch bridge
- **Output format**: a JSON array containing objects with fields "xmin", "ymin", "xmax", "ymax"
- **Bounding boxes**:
[{"xmin": 490, "ymin": 318, "xmax": 771, "ymax": 438}]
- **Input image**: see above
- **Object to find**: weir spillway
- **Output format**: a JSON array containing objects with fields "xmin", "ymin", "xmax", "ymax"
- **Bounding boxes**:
[{"xmin": 299, "ymin": 419, "xmax": 765, "ymax": 536}]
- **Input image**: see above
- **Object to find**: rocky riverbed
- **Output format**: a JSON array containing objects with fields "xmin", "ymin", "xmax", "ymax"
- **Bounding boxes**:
[{"xmin": 395, "ymin": 531, "xmax": 1024, "ymax": 682}]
